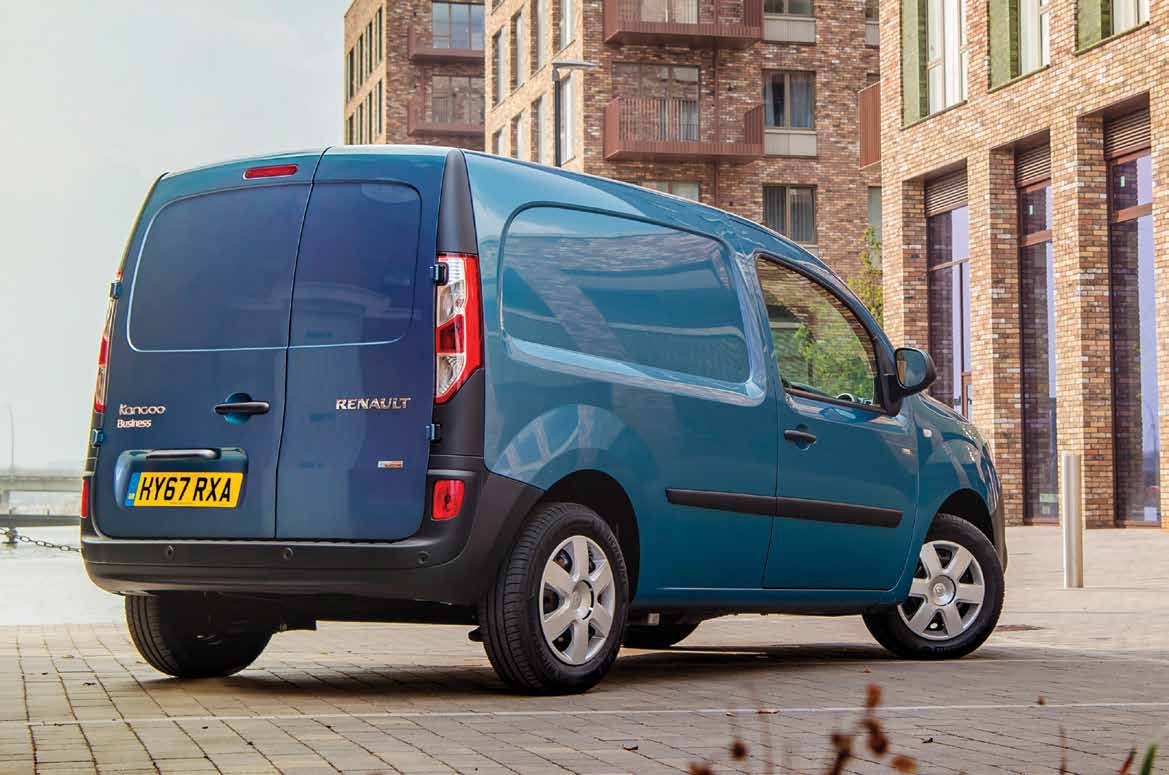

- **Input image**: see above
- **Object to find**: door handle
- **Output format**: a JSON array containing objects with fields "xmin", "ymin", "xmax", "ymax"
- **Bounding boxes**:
[
  {"xmin": 214, "ymin": 401, "xmax": 270, "ymax": 416},
  {"xmin": 145, "ymin": 448, "xmax": 221, "ymax": 461},
  {"xmin": 784, "ymin": 429, "xmax": 817, "ymax": 445}
]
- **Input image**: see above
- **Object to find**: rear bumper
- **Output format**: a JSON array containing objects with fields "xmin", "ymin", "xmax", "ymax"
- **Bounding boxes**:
[{"xmin": 82, "ymin": 456, "xmax": 543, "ymax": 607}]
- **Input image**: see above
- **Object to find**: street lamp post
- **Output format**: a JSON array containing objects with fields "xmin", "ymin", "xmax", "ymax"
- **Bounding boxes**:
[{"xmin": 551, "ymin": 60, "xmax": 598, "ymax": 167}]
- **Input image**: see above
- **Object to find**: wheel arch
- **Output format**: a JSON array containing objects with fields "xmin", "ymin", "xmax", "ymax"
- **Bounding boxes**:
[
  {"xmin": 541, "ymin": 470, "xmax": 641, "ymax": 598},
  {"xmin": 934, "ymin": 488, "xmax": 995, "ymax": 548}
]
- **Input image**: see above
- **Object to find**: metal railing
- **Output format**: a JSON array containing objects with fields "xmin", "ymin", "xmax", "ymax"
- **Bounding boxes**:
[{"xmin": 617, "ymin": 97, "xmax": 701, "ymax": 143}]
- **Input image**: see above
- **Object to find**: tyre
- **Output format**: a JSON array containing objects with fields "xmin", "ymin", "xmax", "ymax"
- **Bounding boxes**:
[
  {"xmin": 479, "ymin": 501, "xmax": 630, "ymax": 694},
  {"xmin": 126, "ymin": 594, "xmax": 271, "ymax": 678},
  {"xmin": 623, "ymin": 619, "xmax": 699, "ymax": 649},
  {"xmin": 863, "ymin": 513, "xmax": 1004, "ymax": 659}
]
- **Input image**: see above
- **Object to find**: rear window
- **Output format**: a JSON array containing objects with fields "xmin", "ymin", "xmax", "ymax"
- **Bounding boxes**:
[
  {"xmin": 500, "ymin": 207, "xmax": 749, "ymax": 383},
  {"xmin": 290, "ymin": 182, "xmax": 421, "ymax": 347},
  {"xmin": 129, "ymin": 185, "xmax": 309, "ymax": 351}
]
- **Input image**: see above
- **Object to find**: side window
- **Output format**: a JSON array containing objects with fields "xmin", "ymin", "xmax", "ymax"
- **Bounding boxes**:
[{"xmin": 754, "ymin": 257, "xmax": 880, "ymax": 407}]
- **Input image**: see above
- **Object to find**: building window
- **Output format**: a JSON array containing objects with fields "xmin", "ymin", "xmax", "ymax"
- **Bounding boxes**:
[
  {"xmin": 535, "ymin": 0, "xmax": 548, "ymax": 68},
  {"xmin": 645, "ymin": 181, "xmax": 700, "ymax": 201},
  {"xmin": 376, "ymin": 81, "xmax": 383, "ymax": 136},
  {"xmin": 357, "ymin": 35, "xmax": 364, "ymax": 84},
  {"xmin": 1111, "ymin": 0, "xmax": 1150, "ymax": 35},
  {"xmin": 376, "ymin": 8, "xmax": 383, "ymax": 61},
  {"xmin": 990, "ymin": 0, "xmax": 1049, "ymax": 86},
  {"xmin": 1019, "ymin": 180, "xmax": 1056, "ymax": 523},
  {"xmin": 492, "ymin": 129, "xmax": 503, "ymax": 155},
  {"xmin": 867, "ymin": 187, "xmax": 882, "ymax": 241},
  {"xmin": 763, "ymin": 71, "xmax": 814, "ymax": 129},
  {"xmin": 764, "ymin": 0, "xmax": 812, "ymax": 15},
  {"xmin": 557, "ymin": 72, "xmax": 575, "ymax": 164},
  {"xmin": 511, "ymin": 110, "xmax": 529, "ymax": 160},
  {"xmin": 1110, "ymin": 150, "xmax": 1158, "ymax": 524},
  {"xmin": 432, "ymin": 75, "xmax": 485, "ymax": 124},
  {"xmin": 926, "ymin": 0, "xmax": 967, "ymax": 115},
  {"xmin": 367, "ymin": 92, "xmax": 374, "ymax": 141},
  {"xmin": 366, "ymin": 21, "xmax": 374, "ymax": 72},
  {"xmin": 357, "ymin": 103, "xmax": 364, "ymax": 143},
  {"xmin": 613, "ymin": 63, "xmax": 700, "ymax": 142},
  {"xmin": 926, "ymin": 204, "xmax": 971, "ymax": 417},
  {"xmin": 534, "ymin": 96, "xmax": 548, "ymax": 164},
  {"xmin": 560, "ymin": 0, "xmax": 574, "ymax": 49},
  {"xmin": 433, "ymin": 0, "xmax": 485, "ymax": 49},
  {"xmin": 347, "ymin": 115, "xmax": 355, "ymax": 144},
  {"xmin": 347, "ymin": 49, "xmax": 355, "ymax": 98},
  {"xmin": 492, "ymin": 30, "xmax": 503, "ymax": 104},
  {"xmin": 865, "ymin": 0, "xmax": 878, "ymax": 20},
  {"xmin": 1020, "ymin": 0, "xmax": 1050, "ymax": 73},
  {"xmin": 763, "ymin": 185, "xmax": 816, "ymax": 244},
  {"xmin": 512, "ymin": 9, "xmax": 527, "ymax": 90}
]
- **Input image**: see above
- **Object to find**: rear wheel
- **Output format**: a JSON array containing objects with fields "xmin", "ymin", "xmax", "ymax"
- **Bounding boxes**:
[
  {"xmin": 479, "ymin": 502, "xmax": 629, "ymax": 694},
  {"xmin": 126, "ymin": 594, "xmax": 271, "ymax": 678},
  {"xmin": 863, "ymin": 513, "xmax": 1004, "ymax": 659},
  {"xmin": 623, "ymin": 619, "xmax": 699, "ymax": 649}
]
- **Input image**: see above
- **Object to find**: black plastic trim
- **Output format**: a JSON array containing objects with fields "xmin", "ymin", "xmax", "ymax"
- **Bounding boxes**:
[
  {"xmin": 437, "ymin": 149, "xmax": 478, "ymax": 255},
  {"xmin": 665, "ymin": 488, "xmax": 902, "ymax": 528},
  {"xmin": 83, "ymin": 457, "xmax": 545, "ymax": 608}
]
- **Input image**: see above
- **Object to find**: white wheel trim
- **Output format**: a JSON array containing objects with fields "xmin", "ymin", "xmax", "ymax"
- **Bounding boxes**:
[
  {"xmin": 539, "ymin": 535, "xmax": 616, "ymax": 665},
  {"xmin": 898, "ymin": 539, "xmax": 986, "ymax": 642}
]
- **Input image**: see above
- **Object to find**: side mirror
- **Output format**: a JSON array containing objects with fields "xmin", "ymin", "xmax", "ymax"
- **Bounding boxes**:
[{"xmin": 894, "ymin": 347, "xmax": 936, "ymax": 398}]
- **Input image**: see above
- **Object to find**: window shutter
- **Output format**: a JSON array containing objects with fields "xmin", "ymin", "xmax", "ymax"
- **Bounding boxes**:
[
  {"xmin": 925, "ymin": 172, "xmax": 968, "ymax": 216},
  {"xmin": 1077, "ymin": 0, "xmax": 1110, "ymax": 49},
  {"xmin": 1105, "ymin": 110, "xmax": 1151, "ymax": 157},
  {"xmin": 989, "ymin": 0, "xmax": 1020, "ymax": 87},
  {"xmin": 901, "ymin": 0, "xmax": 928, "ymax": 125},
  {"xmin": 1015, "ymin": 144, "xmax": 1051, "ymax": 187}
]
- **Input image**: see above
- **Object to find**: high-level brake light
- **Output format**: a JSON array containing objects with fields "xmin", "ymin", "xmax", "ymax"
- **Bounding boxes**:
[
  {"xmin": 243, "ymin": 164, "xmax": 298, "ymax": 179},
  {"xmin": 434, "ymin": 253, "xmax": 482, "ymax": 403}
]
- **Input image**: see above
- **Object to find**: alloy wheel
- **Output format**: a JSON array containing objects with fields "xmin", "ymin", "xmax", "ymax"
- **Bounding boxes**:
[
  {"xmin": 539, "ymin": 534, "xmax": 616, "ymax": 665},
  {"xmin": 898, "ymin": 539, "xmax": 986, "ymax": 641}
]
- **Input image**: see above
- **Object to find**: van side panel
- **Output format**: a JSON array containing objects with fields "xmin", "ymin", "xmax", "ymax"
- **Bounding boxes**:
[{"xmin": 464, "ymin": 154, "xmax": 778, "ymax": 597}]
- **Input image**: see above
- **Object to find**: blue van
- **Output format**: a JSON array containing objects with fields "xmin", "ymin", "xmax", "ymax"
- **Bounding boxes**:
[{"xmin": 83, "ymin": 146, "xmax": 1006, "ymax": 693}]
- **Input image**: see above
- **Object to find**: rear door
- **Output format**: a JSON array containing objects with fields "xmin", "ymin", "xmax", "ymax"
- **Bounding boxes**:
[
  {"xmin": 94, "ymin": 154, "xmax": 320, "ymax": 539},
  {"xmin": 275, "ymin": 148, "xmax": 446, "ymax": 540}
]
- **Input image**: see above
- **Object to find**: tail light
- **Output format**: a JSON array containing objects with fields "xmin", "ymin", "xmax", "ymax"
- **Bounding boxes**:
[
  {"xmin": 80, "ymin": 478, "xmax": 90, "ymax": 519},
  {"xmin": 432, "ymin": 479, "xmax": 465, "ymax": 521},
  {"xmin": 92, "ymin": 270, "xmax": 120, "ymax": 414},
  {"xmin": 434, "ymin": 253, "xmax": 482, "ymax": 403}
]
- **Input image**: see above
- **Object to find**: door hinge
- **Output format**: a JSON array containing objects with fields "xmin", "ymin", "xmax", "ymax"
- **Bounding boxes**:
[
  {"xmin": 90, "ymin": 429, "xmax": 105, "ymax": 447},
  {"xmin": 426, "ymin": 423, "xmax": 442, "ymax": 442},
  {"xmin": 109, "ymin": 281, "xmax": 122, "ymax": 300},
  {"xmin": 430, "ymin": 263, "xmax": 449, "ymax": 285}
]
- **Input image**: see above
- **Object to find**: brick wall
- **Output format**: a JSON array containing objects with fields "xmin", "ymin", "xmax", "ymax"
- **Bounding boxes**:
[{"xmin": 879, "ymin": 0, "xmax": 1168, "ymax": 527}]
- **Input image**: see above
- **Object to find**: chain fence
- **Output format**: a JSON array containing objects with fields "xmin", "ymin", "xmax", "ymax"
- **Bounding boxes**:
[{"xmin": 2, "ymin": 527, "xmax": 81, "ymax": 553}]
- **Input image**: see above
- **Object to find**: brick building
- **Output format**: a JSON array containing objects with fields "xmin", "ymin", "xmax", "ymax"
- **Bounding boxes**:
[
  {"xmin": 484, "ymin": 0, "xmax": 884, "ymax": 275},
  {"xmin": 344, "ymin": 0, "xmax": 485, "ymax": 150},
  {"xmin": 872, "ymin": 0, "xmax": 1166, "ymax": 528}
]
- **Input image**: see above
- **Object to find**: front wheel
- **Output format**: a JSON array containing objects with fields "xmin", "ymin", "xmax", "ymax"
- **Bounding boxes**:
[
  {"xmin": 478, "ymin": 502, "xmax": 630, "ymax": 694},
  {"xmin": 863, "ymin": 513, "xmax": 1004, "ymax": 659}
]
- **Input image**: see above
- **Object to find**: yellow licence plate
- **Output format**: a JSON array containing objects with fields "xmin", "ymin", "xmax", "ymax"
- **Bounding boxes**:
[{"xmin": 128, "ymin": 472, "xmax": 243, "ymax": 508}]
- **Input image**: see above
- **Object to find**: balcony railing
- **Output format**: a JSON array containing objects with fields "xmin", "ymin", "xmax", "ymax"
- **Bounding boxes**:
[
  {"xmin": 407, "ymin": 96, "xmax": 484, "ymax": 138},
  {"xmin": 603, "ymin": 97, "xmax": 764, "ymax": 161},
  {"xmin": 858, "ymin": 81, "xmax": 880, "ymax": 168},
  {"xmin": 603, "ymin": 0, "xmax": 763, "ymax": 48},
  {"xmin": 407, "ymin": 27, "xmax": 484, "ymax": 63}
]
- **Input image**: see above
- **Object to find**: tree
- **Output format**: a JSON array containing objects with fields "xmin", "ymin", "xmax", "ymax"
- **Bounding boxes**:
[{"xmin": 850, "ymin": 226, "xmax": 883, "ymax": 325}]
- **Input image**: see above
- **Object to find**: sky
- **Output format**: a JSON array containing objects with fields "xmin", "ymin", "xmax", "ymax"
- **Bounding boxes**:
[{"xmin": 0, "ymin": 1, "xmax": 349, "ymax": 469}]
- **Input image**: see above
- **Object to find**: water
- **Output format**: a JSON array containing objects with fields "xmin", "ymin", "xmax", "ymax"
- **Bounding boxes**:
[{"xmin": 0, "ymin": 525, "xmax": 124, "ymax": 625}]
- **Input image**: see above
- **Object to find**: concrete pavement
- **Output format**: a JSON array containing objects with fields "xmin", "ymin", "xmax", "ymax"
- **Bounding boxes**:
[{"xmin": 0, "ymin": 526, "xmax": 1167, "ymax": 774}]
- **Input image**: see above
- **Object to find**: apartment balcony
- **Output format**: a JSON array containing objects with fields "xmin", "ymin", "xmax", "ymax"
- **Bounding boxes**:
[
  {"xmin": 603, "ymin": 97, "xmax": 764, "ymax": 162},
  {"xmin": 858, "ymin": 81, "xmax": 880, "ymax": 168},
  {"xmin": 407, "ymin": 27, "xmax": 484, "ymax": 63},
  {"xmin": 603, "ymin": 0, "xmax": 763, "ymax": 48},
  {"xmin": 407, "ymin": 97, "xmax": 484, "ymax": 138}
]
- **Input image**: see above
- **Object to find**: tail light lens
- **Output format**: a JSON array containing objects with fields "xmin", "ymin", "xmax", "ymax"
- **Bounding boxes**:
[
  {"xmin": 434, "ymin": 253, "xmax": 482, "ymax": 403},
  {"xmin": 432, "ymin": 479, "xmax": 465, "ymax": 521},
  {"xmin": 92, "ymin": 271, "xmax": 120, "ymax": 414},
  {"xmin": 80, "ymin": 478, "xmax": 90, "ymax": 519}
]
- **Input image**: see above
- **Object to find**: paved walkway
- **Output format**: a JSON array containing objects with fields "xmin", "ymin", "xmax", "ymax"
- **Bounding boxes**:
[{"xmin": 1, "ymin": 526, "xmax": 1167, "ymax": 774}]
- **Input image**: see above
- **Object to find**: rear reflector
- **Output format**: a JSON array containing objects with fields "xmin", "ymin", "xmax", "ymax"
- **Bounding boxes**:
[
  {"xmin": 80, "ymin": 478, "xmax": 90, "ymax": 519},
  {"xmin": 243, "ymin": 164, "xmax": 298, "ymax": 180},
  {"xmin": 432, "ymin": 479, "xmax": 465, "ymax": 521}
]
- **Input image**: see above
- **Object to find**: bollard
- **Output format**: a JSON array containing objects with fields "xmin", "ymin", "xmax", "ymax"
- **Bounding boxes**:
[{"xmin": 1060, "ymin": 451, "xmax": 1084, "ymax": 588}]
